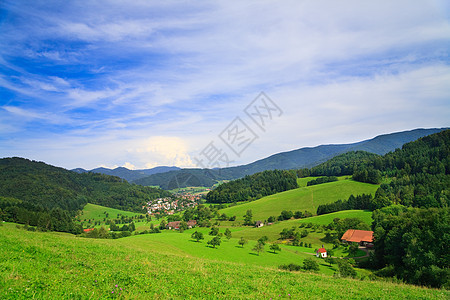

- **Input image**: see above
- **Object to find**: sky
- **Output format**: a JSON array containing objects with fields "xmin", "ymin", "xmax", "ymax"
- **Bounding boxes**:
[{"xmin": 0, "ymin": 0, "xmax": 449, "ymax": 170}]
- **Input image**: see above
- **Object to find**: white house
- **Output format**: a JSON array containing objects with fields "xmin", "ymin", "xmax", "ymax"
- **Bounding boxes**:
[{"xmin": 316, "ymin": 247, "xmax": 327, "ymax": 258}]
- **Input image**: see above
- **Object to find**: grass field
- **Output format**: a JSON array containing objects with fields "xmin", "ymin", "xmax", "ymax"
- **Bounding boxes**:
[
  {"xmin": 297, "ymin": 210, "xmax": 373, "ymax": 226},
  {"xmin": 230, "ymin": 210, "xmax": 373, "ymax": 243},
  {"xmin": 78, "ymin": 203, "xmax": 144, "ymax": 221},
  {"xmin": 218, "ymin": 178, "xmax": 379, "ymax": 222},
  {"xmin": 1, "ymin": 223, "xmax": 447, "ymax": 299}
]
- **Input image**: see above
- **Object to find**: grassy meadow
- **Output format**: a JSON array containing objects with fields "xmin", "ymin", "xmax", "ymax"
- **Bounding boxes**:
[
  {"xmin": 1, "ymin": 223, "xmax": 448, "ymax": 299},
  {"xmin": 218, "ymin": 178, "xmax": 379, "ymax": 222}
]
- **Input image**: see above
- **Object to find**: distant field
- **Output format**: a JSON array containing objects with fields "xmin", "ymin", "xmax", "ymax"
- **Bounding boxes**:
[
  {"xmin": 78, "ymin": 203, "xmax": 144, "ymax": 221},
  {"xmin": 218, "ymin": 178, "xmax": 379, "ymax": 222},
  {"xmin": 1, "ymin": 223, "xmax": 447, "ymax": 299},
  {"xmin": 297, "ymin": 210, "xmax": 373, "ymax": 226},
  {"xmin": 232, "ymin": 210, "xmax": 373, "ymax": 243}
]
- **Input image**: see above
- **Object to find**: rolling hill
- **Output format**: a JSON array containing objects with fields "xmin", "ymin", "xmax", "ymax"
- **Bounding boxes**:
[
  {"xmin": 218, "ymin": 177, "xmax": 379, "ymax": 222},
  {"xmin": 2, "ymin": 223, "xmax": 447, "ymax": 299},
  {"xmin": 135, "ymin": 127, "xmax": 447, "ymax": 189}
]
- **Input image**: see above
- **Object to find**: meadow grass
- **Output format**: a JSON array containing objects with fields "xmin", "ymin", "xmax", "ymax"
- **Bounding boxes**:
[
  {"xmin": 78, "ymin": 203, "xmax": 144, "ymax": 221},
  {"xmin": 1, "ymin": 223, "xmax": 447, "ymax": 299},
  {"xmin": 297, "ymin": 210, "xmax": 373, "ymax": 226},
  {"xmin": 219, "ymin": 179, "xmax": 379, "ymax": 222}
]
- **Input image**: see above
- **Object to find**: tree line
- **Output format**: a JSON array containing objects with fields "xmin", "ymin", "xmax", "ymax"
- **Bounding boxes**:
[{"xmin": 205, "ymin": 170, "xmax": 298, "ymax": 203}]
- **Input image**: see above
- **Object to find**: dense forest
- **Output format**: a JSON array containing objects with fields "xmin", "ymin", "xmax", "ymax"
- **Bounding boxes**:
[
  {"xmin": 311, "ymin": 130, "xmax": 449, "ymax": 288},
  {"xmin": 205, "ymin": 170, "xmax": 298, "ymax": 203},
  {"xmin": 371, "ymin": 205, "xmax": 449, "ymax": 288},
  {"xmin": 0, "ymin": 158, "xmax": 171, "ymax": 233},
  {"xmin": 316, "ymin": 130, "xmax": 449, "ymax": 213}
]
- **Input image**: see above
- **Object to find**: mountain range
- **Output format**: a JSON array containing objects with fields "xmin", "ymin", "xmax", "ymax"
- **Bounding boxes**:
[{"xmin": 76, "ymin": 127, "xmax": 447, "ymax": 188}]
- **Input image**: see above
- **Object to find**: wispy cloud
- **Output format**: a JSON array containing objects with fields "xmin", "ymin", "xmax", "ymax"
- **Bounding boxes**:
[{"xmin": 0, "ymin": 0, "xmax": 449, "ymax": 169}]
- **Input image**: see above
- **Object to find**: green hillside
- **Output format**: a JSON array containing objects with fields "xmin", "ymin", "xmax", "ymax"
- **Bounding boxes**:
[
  {"xmin": 218, "ymin": 178, "xmax": 379, "ymax": 222},
  {"xmin": 80, "ymin": 203, "xmax": 144, "ymax": 221},
  {"xmin": 1, "ymin": 223, "xmax": 447, "ymax": 299}
]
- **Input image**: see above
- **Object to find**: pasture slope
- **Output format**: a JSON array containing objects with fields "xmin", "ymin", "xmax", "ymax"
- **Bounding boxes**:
[
  {"xmin": 218, "ymin": 178, "xmax": 379, "ymax": 222},
  {"xmin": 79, "ymin": 203, "xmax": 144, "ymax": 221},
  {"xmin": 1, "ymin": 223, "xmax": 447, "ymax": 299}
]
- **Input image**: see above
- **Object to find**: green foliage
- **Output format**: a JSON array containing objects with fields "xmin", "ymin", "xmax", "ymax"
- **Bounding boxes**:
[
  {"xmin": 279, "ymin": 263, "xmax": 302, "ymax": 271},
  {"xmin": 206, "ymin": 170, "xmax": 298, "ymax": 203},
  {"xmin": 336, "ymin": 259, "xmax": 357, "ymax": 278},
  {"xmin": 307, "ymin": 176, "xmax": 338, "ymax": 186},
  {"xmin": 278, "ymin": 210, "xmax": 293, "ymax": 220},
  {"xmin": 299, "ymin": 151, "xmax": 382, "ymax": 178},
  {"xmin": 333, "ymin": 217, "xmax": 370, "ymax": 238},
  {"xmin": 302, "ymin": 258, "xmax": 320, "ymax": 272},
  {"xmin": 1, "ymin": 223, "xmax": 448, "ymax": 298},
  {"xmin": 243, "ymin": 209, "xmax": 253, "ymax": 225},
  {"xmin": 270, "ymin": 243, "xmax": 281, "ymax": 254},
  {"xmin": 209, "ymin": 226, "xmax": 219, "ymax": 236},
  {"xmin": 0, "ymin": 158, "xmax": 171, "ymax": 234},
  {"xmin": 207, "ymin": 236, "xmax": 221, "ymax": 248},
  {"xmin": 252, "ymin": 241, "xmax": 265, "ymax": 256},
  {"xmin": 238, "ymin": 237, "xmax": 248, "ymax": 248},
  {"xmin": 224, "ymin": 228, "xmax": 232, "ymax": 240},
  {"xmin": 372, "ymin": 206, "xmax": 450, "ymax": 288},
  {"xmin": 191, "ymin": 231, "xmax": 204, "ymax": 242},
  {"xmin": 317, "ymin": 194, "xmax": 374, "ymax": 215}
]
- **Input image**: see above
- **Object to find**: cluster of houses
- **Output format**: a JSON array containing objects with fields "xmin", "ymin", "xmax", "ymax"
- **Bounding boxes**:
[
  {"xmin": 166, "ymin": 220, "xmax": 197, "ymax": 230},
  {"xmin": 143, "ymin": 195, "xmax": 200, "ymax": 215}
]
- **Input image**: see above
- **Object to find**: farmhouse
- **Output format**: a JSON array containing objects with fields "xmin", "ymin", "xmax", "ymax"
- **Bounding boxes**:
[
  {"xmin": 316, "ymin": 248, "xmax": 327, "ymax": 258},
  {"xmin": 187, "ymin": 220, "xmax": 197, "ymax": 228},
  {"xmin": 255, "ymin": 221, "xmax": 264, "ymax": 228},
  {"xmin": 167, "ymin": 220, "xmax": 197, "ymax": 230},
  {"xmin": 341, "ymin": 229, "xmax": 374, "ymax": 246},
  {"xmin": 167, "ymin": 221, "xmax": 181, "ymax": 230}
]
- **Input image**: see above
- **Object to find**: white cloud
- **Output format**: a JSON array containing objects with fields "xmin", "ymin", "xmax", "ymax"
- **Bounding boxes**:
[{"xmin": 0, "ymin": 0, "xmax": 449, "ymax": 169}]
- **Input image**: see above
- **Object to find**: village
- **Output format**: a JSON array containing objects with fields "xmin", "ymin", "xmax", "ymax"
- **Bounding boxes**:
[{"xmin": 143, "ymin": 193, "xmax": 202, "ymax": 215}]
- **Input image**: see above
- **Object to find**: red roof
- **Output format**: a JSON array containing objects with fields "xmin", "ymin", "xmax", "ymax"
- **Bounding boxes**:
[
  {"xmin": 341, "ymin": 229, "xmax": 373, "ymax": 243},
  {"xmin": 83, "ymin": 228, "xmax": 94, "ymax": 232},
  {"xmin": 317, "ymin": 248, "xmax": 327, "ymax": 253}
]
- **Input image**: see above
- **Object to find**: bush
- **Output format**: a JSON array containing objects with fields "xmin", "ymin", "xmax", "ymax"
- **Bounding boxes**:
[
  {"xmin": 279, "ymin": 263, "xmax": 302, "ymax": 271},
  {"xmin": 302, "ymin": 258, "xmax": 320, "ymax": 272}
]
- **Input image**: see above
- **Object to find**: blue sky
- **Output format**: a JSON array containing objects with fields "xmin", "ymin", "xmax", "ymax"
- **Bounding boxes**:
[{"xmin": 0, "ymin": 0, "xmax": 449, "ymax": 170}]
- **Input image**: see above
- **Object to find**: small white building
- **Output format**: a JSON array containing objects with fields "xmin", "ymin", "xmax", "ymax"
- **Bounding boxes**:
[{"xmin": 316, "ymin": 248, "xmax": 327, "ymax": 258}]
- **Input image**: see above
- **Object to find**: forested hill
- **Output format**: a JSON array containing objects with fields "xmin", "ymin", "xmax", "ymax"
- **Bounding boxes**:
[
  {"xmin": 205, "ymin": 170, "xmax": 298, "ymax": 204},
  {"xmin": 135, "ymin": 128, "xmax": 447, "ymax": 189},
  {"xmin": 0, "ymin": 157, "xmax": 171, "ymax": 232},
  {"xmin": 316, "ymin": 129, "xmax": 449, "ymax": 214}
]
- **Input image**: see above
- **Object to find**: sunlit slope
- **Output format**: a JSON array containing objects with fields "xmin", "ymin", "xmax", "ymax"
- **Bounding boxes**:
[
  {"xmin": 219, "ymin": 179, "xmax": 379, "ymax": 221},
  {"xmin": 1, "ymin": 223, "xmax": 447, "ymax": 299}
]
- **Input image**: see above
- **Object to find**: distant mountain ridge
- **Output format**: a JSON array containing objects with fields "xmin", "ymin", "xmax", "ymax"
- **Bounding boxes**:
[
  {"xmin": 72, "ymin": 166, "xmax": 180, "ymax": 182},
  {"xmin": 133, "ymin": 128, "xmax": 447, "ymax": 189}
]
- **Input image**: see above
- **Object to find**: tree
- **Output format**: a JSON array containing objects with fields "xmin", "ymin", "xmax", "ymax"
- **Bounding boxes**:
[
  {"xmin": 324, "ymin": 257, "xmax": 336, "ymax": 267},
  {"xmin": 258, "ymin": 236, "xmax": 268, "ymax": 245},
  {"xmin": 238, "ymin": 237, "xmax": 248, "ymax": 248},
  {"xmin": 224, "ymin": 228, "xmax": 232, "ymax": 240},
  {"xmin": 243, "ymin": 210, "xmax": 253, "ymax": 225},
  {"xmin": 269, "ymin": 243, "xmax": 281, "ymax": 254},
  {"xmin": 209, "ymin": 226, "xmax": 219, "ymax": 236},
  {"xmin": 207, "ymin": 236, "xmax": 221, "ymax": 248},
  {"xmin": 302, "ymin": 258, "xmax": 320, "ymax": 272},
  {"xmin": 191, "ymin": 231, "xmax": 204, "ymax": 242},
  {"xmin": 348, "ymin": 242, "xmax": 359, "ymax": 256},
  {"xmin": 279, "ymin": 210, "xmax": 293, "ymax": 220},
  {"xmin": 179, "ymin": 221, "xmax": 188, "ymax": 231},
  {"xmin": 337, "ymin": 259, "xmax": 357, "ymax": 278},
  {"xmin": 159, "ymin": 219, "xmax": 167, "ymax": 230},
  {"xmin": 252, "ymin": 241, "xmax": 265, "ymax": 256}
]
